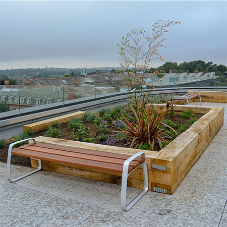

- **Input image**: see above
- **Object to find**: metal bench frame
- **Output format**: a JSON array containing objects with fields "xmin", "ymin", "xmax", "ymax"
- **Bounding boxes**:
[{"xmin": 7, "ymin": 138, "xmax": 148, "ymax": 211}]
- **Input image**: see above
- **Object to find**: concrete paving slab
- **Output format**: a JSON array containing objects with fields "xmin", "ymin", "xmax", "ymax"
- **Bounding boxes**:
[
  {"xmin": 56, "ymin": 178, "xmax": 121, "ymax": 207},
  {"xmin": 14, "ymin": 170, "xmax": 83, "ymax": 197},
  {"xmin": 0, "ymin": 181, "xmax": 55, "ymax": 226},
  {"xmin": 10, "ymin": 196, "xmax": 98, "ymax": 227},
  {"xmin": 80, "ymin": 189, "xmax": 170, "ymax": 227}
]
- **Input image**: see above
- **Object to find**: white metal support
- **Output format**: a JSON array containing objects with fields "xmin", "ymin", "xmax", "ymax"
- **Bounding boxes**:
[
  {"xmin": 7, "ymin": 138, "xmax": 42, "ymax": 183},
  {"xmin": 121, "ymin": 152, "xmax": 148, "ymax": 211}
]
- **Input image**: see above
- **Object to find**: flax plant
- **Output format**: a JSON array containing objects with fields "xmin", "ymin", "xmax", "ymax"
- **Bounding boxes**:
[{"xmin": 121, "ymin": 91, "xmax": 177, "ymax": 150}]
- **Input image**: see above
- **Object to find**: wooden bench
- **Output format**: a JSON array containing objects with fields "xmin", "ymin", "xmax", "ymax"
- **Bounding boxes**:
[
  {"xmin": 7, "ymin": 138, "xmax": 148, "ymax": 211},
  {"xmin": 173, "ymin": 92, "xmax": 201, "ymax": 105}
]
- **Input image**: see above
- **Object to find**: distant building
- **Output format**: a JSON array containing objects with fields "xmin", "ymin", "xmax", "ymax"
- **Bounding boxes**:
[{"xmin": 81, "ymin": 68, "xmax": 87, "ymax": 76}]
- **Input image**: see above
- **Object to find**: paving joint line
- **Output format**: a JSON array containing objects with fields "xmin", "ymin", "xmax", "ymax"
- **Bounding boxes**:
[{"xmin": 218, "ymin": 199, "xmax": 227, "ymax": 227}]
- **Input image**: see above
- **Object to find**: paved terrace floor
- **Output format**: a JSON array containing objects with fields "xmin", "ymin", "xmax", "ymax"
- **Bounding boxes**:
[{"xmin": 0, "ymin": 102, "xmax": 227, "ymax": 227}]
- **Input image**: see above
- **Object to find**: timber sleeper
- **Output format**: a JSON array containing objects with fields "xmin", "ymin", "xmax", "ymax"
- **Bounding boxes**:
[{"xmin": 7, "ymin": 138, "xmax": 148, "ymax": 211}]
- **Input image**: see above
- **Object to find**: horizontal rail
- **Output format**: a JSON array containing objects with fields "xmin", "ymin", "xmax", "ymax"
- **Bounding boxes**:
[
  {"xmin": 1, "ymin": 86, "xmax": 226, "ymax": 139},
  {"xmin": 1, "ymin": 86, "xmax": 225, "ymax": 122}
]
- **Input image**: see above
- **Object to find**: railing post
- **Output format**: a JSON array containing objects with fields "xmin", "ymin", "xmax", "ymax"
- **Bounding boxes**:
[
  {"xmin": 18, "ymin": 90, "xmax": 21, "ymax": 117},
  {"xmin": 63, "ymin": 85, "xmax": 65, "ymax": 107},
  {"xmin": 94, "ymin": 82, "xmax": 96, "ymax": 101}
]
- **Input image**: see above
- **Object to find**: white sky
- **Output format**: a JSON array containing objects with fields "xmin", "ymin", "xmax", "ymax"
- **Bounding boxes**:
[{"xmin": 0, "ymin": 1, "xmax": 226, "ymax": 70}]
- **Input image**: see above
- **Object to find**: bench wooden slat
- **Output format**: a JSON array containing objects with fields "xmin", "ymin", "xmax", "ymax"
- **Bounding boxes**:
[
  {"xmin": 15, "ymin": 145, "xmax": 142, "ymax": 167},
  {"xmin": 33, "ymin": 143, "xmax": 142, "ymax": 161},
  {"xmin": 12, "ymin": 147, "xmax": 142, "ymax": 173}
]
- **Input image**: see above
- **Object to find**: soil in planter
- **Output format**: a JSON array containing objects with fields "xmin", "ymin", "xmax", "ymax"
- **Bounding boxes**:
[{"xmin": 0, "ymin": 112, "xmax": 204, "ymax": 168}]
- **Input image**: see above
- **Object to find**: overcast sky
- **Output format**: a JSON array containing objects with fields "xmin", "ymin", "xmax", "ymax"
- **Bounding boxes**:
[{"xmin": 0, "ymin": 1, "xmax": 226, "ymax": 70}]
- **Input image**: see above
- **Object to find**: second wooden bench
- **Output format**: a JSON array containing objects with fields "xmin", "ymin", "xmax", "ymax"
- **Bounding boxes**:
[{"xmin": 173, "ymin": 92, "xmax": 201, "ymax": 105}]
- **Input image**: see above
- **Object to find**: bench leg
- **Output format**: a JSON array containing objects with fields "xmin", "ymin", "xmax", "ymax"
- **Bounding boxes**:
[
  {"xmin": 7, "ymin": 138, "xmax": 42, "ymax": 183},
  {"xmin": 121, "ymin": 152, "xmax": 148, "ymax": 211}
]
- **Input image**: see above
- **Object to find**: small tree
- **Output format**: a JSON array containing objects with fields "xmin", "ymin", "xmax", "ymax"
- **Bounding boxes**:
[
  {"xmin": 0, "ymin": 102, "xmax": 10, "ymax": 112},
  {"xmin": 9, "ymin": 79, "xmax": 17, "ymax": 85},
  {"xmin": 118, "ymin": 20, "xmax": 181, "ymax": 89}
]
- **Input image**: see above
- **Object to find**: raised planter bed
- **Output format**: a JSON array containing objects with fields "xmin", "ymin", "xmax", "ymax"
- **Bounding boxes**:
[{"xmin": 30, "ymin": 104, "xmax": 224, "ymax": 195}]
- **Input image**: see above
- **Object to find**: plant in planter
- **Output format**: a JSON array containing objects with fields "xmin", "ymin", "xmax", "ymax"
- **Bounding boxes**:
[
  {"xmin": 113, "ymin": 119, "xmax": 128, "ymax": 130},
  {"xmin": 50, "ymin": 121, "xmax": 60, "ymax": 128},
  {"xmin": 0, "ymin": 139, "xmax": 6, "ymax": 148},
  {"xmin": 45, "ymin": 127, "xmax": 61, "ymax": 138},
  {"xmin": 103, "ymin": 133, "xmax": 127, "ymax": 145},
  {"xmin": 71, "ymin": 123, "xmax": 93, "ymax": 142},
  {"xmin": 68, "ymin": 118, "xmax": 81, "ymax": 129},
  {"xmin": 120, "ymin": 93, "xmax": 177, "ymax": 150}
]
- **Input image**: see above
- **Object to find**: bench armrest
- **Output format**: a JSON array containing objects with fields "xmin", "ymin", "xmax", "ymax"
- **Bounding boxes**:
[
  {"xmin": 123, "ymin": 152, "xmax": 145, "ymax": 173},
  {"xmin": 8, "ymin": 138, "xmax": 36, "ymax": 152},
  {"xmin": 121, "ymin": 152, "xmax": 148, "ymax": 211}
]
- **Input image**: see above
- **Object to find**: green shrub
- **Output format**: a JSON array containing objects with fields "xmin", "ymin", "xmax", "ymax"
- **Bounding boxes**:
[
  {"xmin": 71, "ymin": 122, "xmax": 83, "ymax": 131},
  {"xmin": 163, "ymin": 119, "xmax": 174, "ymax": 127},
  {"xmin": 82, "ymin": 137, "xmax": 94, "ymax": 143},
  {"xmin": 137, "ymin": 142, "xmax": 151, "ymax": 150},
  {"xmin": 22, "ymin": 129, "xmax": 34, "ymax": 138},
  {"xmin": 96, "ymin": 120, "xmax": 108, "ymax": 134},
  {"xmin": 82, "ymin": 112, "xmax": 91, "ymax": 122},
  {"xmin": 113, "ymin": 133, "xmax": 127, "ymax": 141},
  {"xmin": 50, "ymin": 122, "xmax": 60, "ymax": 128},
  {"xmin": 12, "ymin": 130, "xmax": 34, "ymax": 147},
  {"xmin": 104, "ymin": 113, "xmax": 112, "ymax": 122},
  {"xmin": 45, "ymin": 127, "xmax": 61, "ymax": 138},
  {"xmin": 110, "ymin": 109, "xmax": 119, "ymax": 119},
  {"xmin": 88, "ymin": 113, "xmax": 98, "ymax": 123},
  {"xmin": 162, "ymin": 141, "xmax": 170, "ymax": 148},
  {"xmin": 181, "ymin": 110, "xmax": 191, "ymax": 119},
  {"xmin": 168, "ymin": 110, "xmax": 176, "ymax": 119},
  {"xmin": 71, "ymin": 124, "xmax": 90, "ymax": 141},
  {"xmin": 68, "ymin": 118, "xmax": 81, "ymax": 129},
  {"xmin": 93, "ymin": 117, "xmax": 102, "ymax": 126},
  {"xmin": 0, "ymin": 139, "xmax": 6, "ymax": 148},
  {"xmin": 97, "ymin": 134, "xmax": 109, "ymax": 141},
  {"xmin": 113, "ymin": 105, "xmax": 123, "ymax": 113},
  {"xmin": 188, "ymin": 117, "xmax": 198, "ymax": 125},
  {"xmin": 98, "ymin": 108, "xmax": 111, "ymax": 116},
  {"xmin": 0, "ymin": 101, "xmax": 10, "ymax": 113}
]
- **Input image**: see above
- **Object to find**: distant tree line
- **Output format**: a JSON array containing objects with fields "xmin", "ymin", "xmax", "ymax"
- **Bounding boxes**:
[{"xmin": 152, "ymin": 60, "xmax": 227, "ymax": 76}]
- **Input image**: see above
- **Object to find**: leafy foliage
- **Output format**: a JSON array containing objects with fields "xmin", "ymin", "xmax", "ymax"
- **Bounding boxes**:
[
  {"xmin": 88, "ymin": 113, "xmax": 98, "ymax": 123},
  {"xmin": 68, "ymin": 118, "xmax": 81, "ymax": 129},
  {"xmin": 13, "ymin": 130, "xmax": 34, "ymax": 147},
  {"xmin": 0, "ymin": 139, "xmax": 6, "ymax": 148},
  {"xmin": 82, "ymin": 112, "xmax": 91, "ymax": 122},
  {"xmin": 71, "ymin": 123, "xmax": 93, "ymax": 142},
  {"xmin": 156, "ymin": 60, "xmax": 227, "ymax": 74},
  {"xmin": 0, "ymin": 101, "xmax": 10, "ymax": 113},
  {"xmin": 45, "ymin": 127, "xmax": 61, "ymax": 138},
  {"xmin": 50, "ymin": 121, "xmax": 60, "ymax": 128},
  {"xmin": 181, "ymin": 110, "xmax": 191, "ymax": 119}
]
